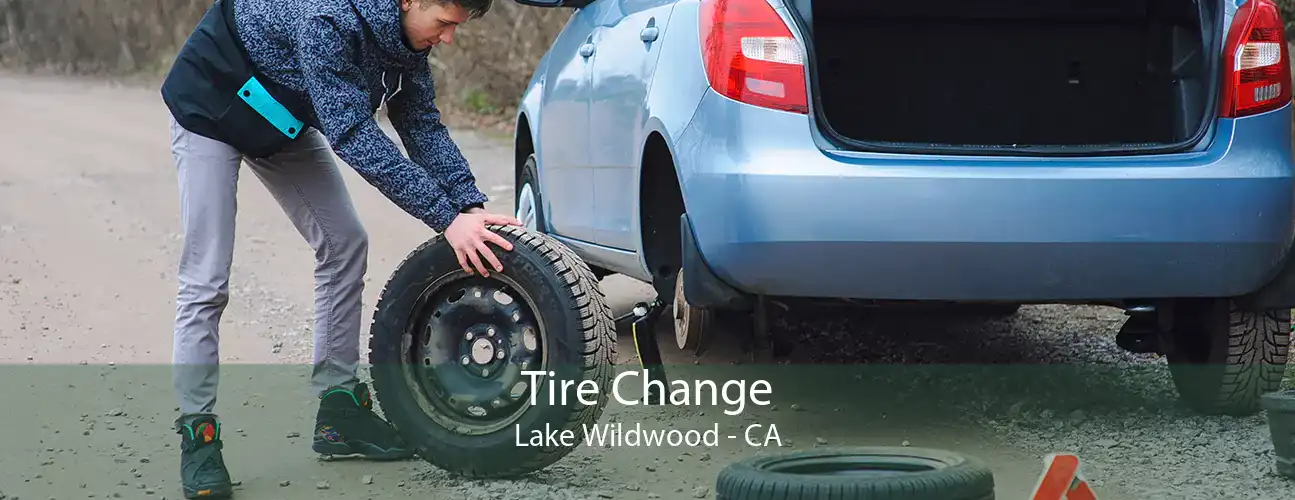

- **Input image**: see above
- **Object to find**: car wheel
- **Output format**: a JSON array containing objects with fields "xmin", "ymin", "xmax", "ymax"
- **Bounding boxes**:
[
  {"xmin": 715, "ymin": 447, "xmax": 995, "ymax": 500},
  {"xmin": 366, "ymin": 225, "xmax": 617, "ymax": 478},
  {"xmin": 516, "ymin": 154, "xmax": 546, "ymax": 233},
  {"xmin": 1164, "ymin": 298, "xmax": 1290, "ymax": 416}
]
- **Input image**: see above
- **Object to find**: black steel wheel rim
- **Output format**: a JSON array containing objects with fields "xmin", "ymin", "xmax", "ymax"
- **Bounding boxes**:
[{"xmin": 402, "ymin": 271, "xmax": 546, "ymax": 435}]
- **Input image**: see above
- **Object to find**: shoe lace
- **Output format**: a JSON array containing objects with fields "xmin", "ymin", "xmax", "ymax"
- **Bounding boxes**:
[
  {"xmin": 180, "ymin": 424, "xmax": 228, "ymax": 478},
  {"xmin": 180, "ymin": 438, "xmax": 229, "ymax": 483},
  {"xmin": 197, "ymin": 441, "xmax": 227, "ymax": 470}
]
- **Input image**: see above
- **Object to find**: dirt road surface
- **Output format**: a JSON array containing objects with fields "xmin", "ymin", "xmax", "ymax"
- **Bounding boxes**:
[{"xmin": 1, "ymin": 72, "xmax": 1292, "ymax": 500}]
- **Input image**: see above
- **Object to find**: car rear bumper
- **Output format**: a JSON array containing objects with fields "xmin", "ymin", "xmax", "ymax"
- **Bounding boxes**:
[{"xmin": 674, "ymin": 91, "xmax": 1295, "ymax": 302}]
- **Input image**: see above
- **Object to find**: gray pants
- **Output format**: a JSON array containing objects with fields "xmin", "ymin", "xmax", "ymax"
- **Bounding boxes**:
[{"xmin": 169, "ymin": 117, "xmax": 367, "ymax": 416}]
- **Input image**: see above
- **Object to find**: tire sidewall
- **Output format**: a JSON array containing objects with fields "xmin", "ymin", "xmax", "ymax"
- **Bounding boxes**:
[
  {"xmin": 368, "ymin": 228, "xmax": 601, "ymax": 473},
  {"xmin": 517, "ymin": 155, "xmax": 548, "ymax": 233},
  {"xmin": 716, "ymin": 447, "xmax": 995, "ymax": 500}
]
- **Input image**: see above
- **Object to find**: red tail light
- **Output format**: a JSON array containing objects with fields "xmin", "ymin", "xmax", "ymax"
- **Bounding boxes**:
[
  {"xmin": 700, "ymin": 0, "xmax": 808, "ymax": 114},
  {"xmin": 1220, "ymin": 0, "xmax": 1292, "ymax": 118}
]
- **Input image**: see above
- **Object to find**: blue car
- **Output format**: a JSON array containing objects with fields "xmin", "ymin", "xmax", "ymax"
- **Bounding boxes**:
[{"xmin": 509, "ymin": 0, "xmax": 1293, "ymax": 415}]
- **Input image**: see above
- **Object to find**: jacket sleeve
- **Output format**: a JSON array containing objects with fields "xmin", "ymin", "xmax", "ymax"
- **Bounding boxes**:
[
  {"xmin": 295, "ymin": 14, "xmax": 463, "ymax": 232},
  {"xmin": 386, "ymin": 62, "xmax": 489, "ymax": 211}
]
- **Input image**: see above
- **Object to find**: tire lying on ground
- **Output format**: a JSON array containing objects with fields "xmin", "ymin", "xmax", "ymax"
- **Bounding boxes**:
[
  {"xmin": 367, "ymin": 225, "xmax": 617, "ymax": 478},
  {"xmin": 716, "ymin": 447, "xmax": 995, "ymax": 500}
]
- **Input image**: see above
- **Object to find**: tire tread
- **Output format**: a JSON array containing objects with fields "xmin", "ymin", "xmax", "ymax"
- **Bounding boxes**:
[
  {"xmin": 1170, "ymin": 303, "xmax": 1291, "ymax": 416},
  {"xmin": 715, "ymin": 447, "xmax": 994, "ymax": 500},
  {"xmin": 366, "ymin": 225, "xmax": 616, "ymax": 478}
]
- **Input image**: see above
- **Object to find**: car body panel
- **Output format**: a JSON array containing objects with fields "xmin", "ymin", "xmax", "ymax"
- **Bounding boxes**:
[
  {"xmin": 515, "ymin": 0, "xmax": 1295, "ymax": 303},
  {"xmin": 536, "ymin": 8, "xmax": 600, "ymax": 241},
  {"xmin": 587, "ymin": 0, "xmax": 680, "ymax": 250},
  {"xmin": 618, "ymin": 0, "xmax": 711, "ymax": 279},
  {"xmin": 673, "ymin": 87, "xmax": 1295, "ymax": 300},
  {"xmin": 521, "ymin": 0, "xmax": 708, "ymax": 282}
]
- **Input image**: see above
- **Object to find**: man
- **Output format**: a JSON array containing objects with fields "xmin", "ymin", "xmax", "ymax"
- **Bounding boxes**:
[{"xmin": 159, "ymin": 0, "xmax": 516, "ymax": 497}]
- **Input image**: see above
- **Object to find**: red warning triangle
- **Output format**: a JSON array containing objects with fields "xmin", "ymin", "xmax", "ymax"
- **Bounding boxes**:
[{"xmin": 1031, "ymin": 453, "xmax": 1098, "ymax": 500}]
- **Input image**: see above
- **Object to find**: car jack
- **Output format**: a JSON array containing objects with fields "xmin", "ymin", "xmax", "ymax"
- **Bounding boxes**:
[{"xmin": 615, "ymin": 299, "xmax": 671, "ymax": 405}]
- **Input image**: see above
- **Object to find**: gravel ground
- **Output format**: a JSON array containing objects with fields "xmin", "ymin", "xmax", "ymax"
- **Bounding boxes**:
[{"xmin": 768, "ymin": 302, "xmax": 1295, "ymax": 499}]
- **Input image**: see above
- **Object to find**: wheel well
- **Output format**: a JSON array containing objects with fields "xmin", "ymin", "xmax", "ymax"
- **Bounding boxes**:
[
  {"xmin": 514, "ymin": 114, "xmax": 612, "ymax": 280},
  {"xmin": 515, "ymin": 114, "xmax": 534, "ymax": 191},
  {"xmin": 639, "ymin": 132, "xmax": 685, "ymax": 296}
]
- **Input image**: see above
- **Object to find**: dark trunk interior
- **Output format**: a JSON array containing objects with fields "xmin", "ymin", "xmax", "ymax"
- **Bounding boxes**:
[{"xmin": 802, "ymin": 0, "xmax": 1216, "ymax": 152}]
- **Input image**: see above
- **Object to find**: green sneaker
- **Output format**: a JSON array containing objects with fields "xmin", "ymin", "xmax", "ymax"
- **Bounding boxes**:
[
  {"xmin": 175, "ymin": 414, "xmax": 234, "ymax": 499},
  {"xmin": 312, "ymin": 382, "xmax": 415, "ymax": 460}
]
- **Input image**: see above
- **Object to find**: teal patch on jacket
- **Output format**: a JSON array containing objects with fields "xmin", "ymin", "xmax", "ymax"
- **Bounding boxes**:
[{"xmin": 238, "ymin": 76, "xmax": 304, "ymax": 139}]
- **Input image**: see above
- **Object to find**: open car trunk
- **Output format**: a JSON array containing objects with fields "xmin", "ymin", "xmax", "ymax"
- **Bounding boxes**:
[{"xmin": 794, "ymin": 0, "xmax": 1221, "ymax": 155}]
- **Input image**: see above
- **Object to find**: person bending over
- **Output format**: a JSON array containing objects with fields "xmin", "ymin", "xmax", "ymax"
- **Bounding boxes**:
[{"xmin": 159, "ymin": 0, "xmax": 515, "ymax": 497}]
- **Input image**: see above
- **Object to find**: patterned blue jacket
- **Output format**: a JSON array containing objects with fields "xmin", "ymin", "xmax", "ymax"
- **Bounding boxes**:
[{"xmin": 161, "ymin": 0, "xmax": 486, "ymax": 232}]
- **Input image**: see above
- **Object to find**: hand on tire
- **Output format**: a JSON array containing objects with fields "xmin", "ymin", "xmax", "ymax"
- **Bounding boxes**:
[{"xmin": 444, "ymin": 211, "xmax": 523, "ymax": 277}]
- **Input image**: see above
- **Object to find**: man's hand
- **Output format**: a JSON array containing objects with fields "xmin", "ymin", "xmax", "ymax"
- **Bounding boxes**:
[{"xmin": 443, "ymin": 211, "xmax": 523, "ymax": 277}]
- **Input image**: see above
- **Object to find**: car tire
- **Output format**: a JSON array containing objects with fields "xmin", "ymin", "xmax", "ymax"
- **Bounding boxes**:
[
  {"xmin": 366, "ymin": 225, "xmax": 617, "ymax": 478},
  {"xmin": 715, "ymin": 447, "xmax": 995, "ymax": 500},
  {"xmin": 1164, "ymin": 298, "xmax": 1291, "ymax": 416},
  {"xmin": 516, "ymin": 154, "xmax": 547, "ymax": 233}
]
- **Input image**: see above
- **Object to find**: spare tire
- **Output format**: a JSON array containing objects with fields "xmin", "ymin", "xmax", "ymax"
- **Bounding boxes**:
[
  {"xmin": 716, "ymin": 447, "xmax": 995, "ymax": 500},
  {"xmin": 367, "ymin": 225, "xmax": 617, "ymax": 478}
]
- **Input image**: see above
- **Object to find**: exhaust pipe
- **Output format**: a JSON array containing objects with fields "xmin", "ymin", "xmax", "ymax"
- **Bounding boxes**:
[{"xmin": 1116, "ymin": 302, "xmax": 1163, "ymax": 354}]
